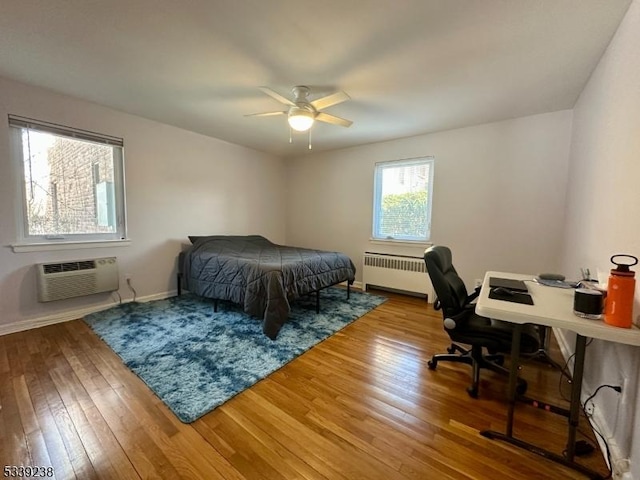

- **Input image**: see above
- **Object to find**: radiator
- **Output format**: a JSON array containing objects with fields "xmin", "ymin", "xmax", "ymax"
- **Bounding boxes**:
[
  {"xmin": 36, "ymin": 257, "xmax": 119, "ymax": 302},
  {"xmin": 362, "ymin": 252, "xmax": 433, "ymax": 301}
]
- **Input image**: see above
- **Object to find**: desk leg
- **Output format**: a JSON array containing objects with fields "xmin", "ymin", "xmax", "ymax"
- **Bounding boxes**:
[
  {"xmin": 506, "ymin": 323, "xmax": 523, "ymax": 436},
  {"xmin": 566, "ymin": 334, "xmax": 587, "ymax": 461},
  {"xmin": 481, "ymin": 331, "xmax": 604, "ymax": 480}
]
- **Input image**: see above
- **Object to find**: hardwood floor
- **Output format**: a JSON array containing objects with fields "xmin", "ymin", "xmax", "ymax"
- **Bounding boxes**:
[{"xmin": 0, "ymin": 290, "xmax": 609, "ymax": 479}]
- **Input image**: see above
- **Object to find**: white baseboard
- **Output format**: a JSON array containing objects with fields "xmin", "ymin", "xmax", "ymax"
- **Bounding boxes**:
[{"xmin": 0, "ymin": 290, "xmax": 178, "ymax": 337}]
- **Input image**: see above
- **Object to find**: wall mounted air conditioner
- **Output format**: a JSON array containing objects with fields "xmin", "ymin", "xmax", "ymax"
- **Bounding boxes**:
[{"xmin": 36, "ymin": 257, "xmax": 119, "ymax": 302}]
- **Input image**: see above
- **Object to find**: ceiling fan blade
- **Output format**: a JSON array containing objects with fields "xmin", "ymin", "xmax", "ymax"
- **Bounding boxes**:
[
  {"xmin": 244, "ymin": 111, "xmax": 287, "ymax": 117},
  {"xmin": 310, "ymin": 91, "xmax": 350, "ymax": 110},
  {"xmin": 259, "ymin": 87, "xmax": 295, "ymax": 106},
  {"xmin": 316, "ymin": 112, "xmax": 353, "ymax": 128}
]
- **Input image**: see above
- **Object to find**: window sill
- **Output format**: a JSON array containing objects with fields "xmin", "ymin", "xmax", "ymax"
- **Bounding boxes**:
[
  {"xmin": 369, "ymin": 238, "xmax": 433, "ymax": 248},
  {"xmin": 10, "ymin": 239, "xmax": 131, "ymax": 253}
]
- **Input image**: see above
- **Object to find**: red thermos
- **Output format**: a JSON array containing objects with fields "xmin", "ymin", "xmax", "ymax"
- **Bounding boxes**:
[{"xmin": 604, "ymin": 254, "xmax": 638, "ymax": 328}]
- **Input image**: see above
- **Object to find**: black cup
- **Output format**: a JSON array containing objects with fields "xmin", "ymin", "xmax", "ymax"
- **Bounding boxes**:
[{"xmin": 573, "ymin": 288, "xmax": 604, "ymax": 319}]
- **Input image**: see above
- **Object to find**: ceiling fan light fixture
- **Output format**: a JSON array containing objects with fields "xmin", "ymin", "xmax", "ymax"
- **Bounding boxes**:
[
  {"xmin": 248, "ymin": 86, "xmax": 352, "ymax": 140},
  {"xmin": 287, "ymin": 107, "xmax": 315, "ymax": 132}
]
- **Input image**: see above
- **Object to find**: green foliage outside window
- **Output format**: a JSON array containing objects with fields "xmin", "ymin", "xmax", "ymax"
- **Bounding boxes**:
[{"xmin": 380, "ymin": 190, "xmax": 428, "ymax": 238}]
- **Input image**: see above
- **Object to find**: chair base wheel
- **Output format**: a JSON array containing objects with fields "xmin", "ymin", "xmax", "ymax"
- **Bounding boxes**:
[
  {"xmin": 427, "ymin": 360, "xmax": 437, "ymax": 370},
  {"xmin": 467, "ymin": 386, "xmax": 479, "ymax": 398}
]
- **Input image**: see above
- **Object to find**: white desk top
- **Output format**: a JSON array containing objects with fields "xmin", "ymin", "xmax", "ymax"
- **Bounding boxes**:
[{"xmin": 476, "ymin": 271, "xmax": 640, "ymax": 347}]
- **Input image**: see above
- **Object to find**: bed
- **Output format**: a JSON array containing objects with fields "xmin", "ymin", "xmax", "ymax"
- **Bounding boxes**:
[{"xmin": 179, "ymin": 235, "xmax": 356, "ymax": 339}]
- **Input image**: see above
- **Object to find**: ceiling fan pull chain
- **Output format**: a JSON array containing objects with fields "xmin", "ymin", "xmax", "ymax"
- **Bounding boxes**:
[
  {"xmin": 289, "ymin": 126, "xmax": 293, "ymax": 144},
  {"xmin": 308, "ymin": 128, "xmax": 312, "ymax": 150}
]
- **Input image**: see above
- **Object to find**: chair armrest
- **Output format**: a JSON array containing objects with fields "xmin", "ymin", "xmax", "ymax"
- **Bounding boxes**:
[
  {"xmin": 443, "ymin": 309, "xmax": 472, "ymax": 331},
  {"xmin": 465, "ymin": 285, "xmax": 481, "ymax": 304}
]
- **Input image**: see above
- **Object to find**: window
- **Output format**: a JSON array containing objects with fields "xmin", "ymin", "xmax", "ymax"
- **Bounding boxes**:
[
  {"xmin": 372, "ymin": 157, "xmax": 434, "ymax": 242},
  {"xmin": 9, "ymin": 115, "xmax": 127, "ymax": 246}
]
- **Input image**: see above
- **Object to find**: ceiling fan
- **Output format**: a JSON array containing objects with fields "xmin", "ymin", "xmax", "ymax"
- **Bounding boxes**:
[{"xmin": 245, "ymin": 86, "xmax": 353, "ymax": 136}]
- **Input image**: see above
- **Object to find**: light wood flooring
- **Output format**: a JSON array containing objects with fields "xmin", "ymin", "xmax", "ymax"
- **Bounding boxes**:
[{"xmin": 0, "ymin": 290, "xmax": 609, "ymax": 479}]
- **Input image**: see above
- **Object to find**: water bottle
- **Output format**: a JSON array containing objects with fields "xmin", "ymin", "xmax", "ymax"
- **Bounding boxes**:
[{"xmin": 604, "ymin": 254, "xmax": 638, "ymax": 328}]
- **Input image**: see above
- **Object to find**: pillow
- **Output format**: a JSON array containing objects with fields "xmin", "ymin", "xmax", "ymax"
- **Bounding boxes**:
[
  {"xmin": 188, "ymin": 234, "xmax": 268, "ymax": 244},
  {"xmin": 188, "ymin": 235, "xmax": 227, "ymax": 244},
  {"xmin": 188, "ymin": 236, "xmax": 209, "ymax": 244}
]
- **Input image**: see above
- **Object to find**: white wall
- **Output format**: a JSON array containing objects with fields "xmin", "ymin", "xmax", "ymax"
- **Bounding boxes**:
[
  {"xmin": 560, "ymin": 1, "xmax": 640, "ymax": 477},
  {"xmin": 0, "ymin": 76, "xmax": 287, "ymax": 333},
  {"xmin": 285, "ymin": 111, "xmax": 573, "ymax": 289}
]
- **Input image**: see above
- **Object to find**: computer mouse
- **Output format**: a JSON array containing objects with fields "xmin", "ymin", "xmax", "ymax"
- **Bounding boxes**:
[{"xmin": 493, "ymin": 287, "xmax": 515, "ymax": 296}]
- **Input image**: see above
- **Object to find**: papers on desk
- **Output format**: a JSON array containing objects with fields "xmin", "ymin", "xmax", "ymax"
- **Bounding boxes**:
[{"xmin": 533, "ymin": 278, "xmax": 579, "ymax": 289}]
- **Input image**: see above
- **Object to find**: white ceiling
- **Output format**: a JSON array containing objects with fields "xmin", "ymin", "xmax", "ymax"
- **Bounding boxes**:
[{"xmin": 0, "ymin": 0, "xmax": 631, "ymax": 158}]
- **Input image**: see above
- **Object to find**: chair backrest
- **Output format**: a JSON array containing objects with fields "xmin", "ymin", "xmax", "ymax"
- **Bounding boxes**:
[{"xmin": 424, "ymin": 246, "xmax": 469, "ymax": 318}]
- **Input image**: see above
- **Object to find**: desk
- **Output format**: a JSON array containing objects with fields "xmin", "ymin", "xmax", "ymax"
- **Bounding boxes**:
[{"xmin": 476, "ymin": 271, "xmax": 640, "ymax": 480}]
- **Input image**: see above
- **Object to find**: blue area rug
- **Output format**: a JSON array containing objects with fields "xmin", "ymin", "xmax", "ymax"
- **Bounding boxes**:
[{"xmin": 84, "ymin": 287, "xmax": 386, "ymax": 423}]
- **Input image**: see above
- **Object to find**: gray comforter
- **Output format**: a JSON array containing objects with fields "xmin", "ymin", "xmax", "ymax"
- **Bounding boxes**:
[{"xmin": 181, "ymin": 235, "xmax": 356, "ymax": 339}]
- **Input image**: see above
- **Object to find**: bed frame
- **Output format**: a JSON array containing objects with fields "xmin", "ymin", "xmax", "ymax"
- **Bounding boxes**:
[{"xmin": 176, "ymin": 271, "xmax": 351, "ymax": 314}]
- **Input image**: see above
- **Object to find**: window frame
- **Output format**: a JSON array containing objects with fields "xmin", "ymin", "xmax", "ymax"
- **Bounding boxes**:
[
  {"xmin": 372, "ymin": 156, "xmax": 435, "ymax": 243},
  {"xmin": 8, "ymin": 115, "xmax": 128, "ymax": 250}
]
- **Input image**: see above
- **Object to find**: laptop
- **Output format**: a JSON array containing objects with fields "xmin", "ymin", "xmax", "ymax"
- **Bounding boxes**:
[{"xmin": 489, "ymin": 277, "xmax": 529, "ymax": 292}]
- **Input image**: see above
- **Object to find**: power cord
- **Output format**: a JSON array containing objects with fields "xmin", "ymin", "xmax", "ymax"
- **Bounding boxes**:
[
  {"xmin": 557, "ymin": 338, "xmax": 595, "ymax": 403},
  {"xmin": 111, "ymin": 290, "xmax": 122, "ymax": 305},
  {"xmin": 553, "ymin": 343, "xmax": 618, "ymax": 478},
  {"xmin": 126, "ymin": 277, "xmax": 137, "ymax": 302},
  {"xmin": 589, "ymin": 424, "xmax": 613, "ymax": 479},
  {"xmin": 581, "ymin": 384, "xmax": 622, "ymax": 479},
  {"xmin": 557, "ymin": 352, "xmax": 576, "ymax": 403},
  {"xmin": 583, "ymin": 384, "xmax": 622, "ymax": 416}
]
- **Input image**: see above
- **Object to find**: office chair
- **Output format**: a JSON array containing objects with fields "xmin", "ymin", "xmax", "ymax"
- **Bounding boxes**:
[{"xmin": 424, "ymin": 246, "xmax": 541, "ymax": 398}]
